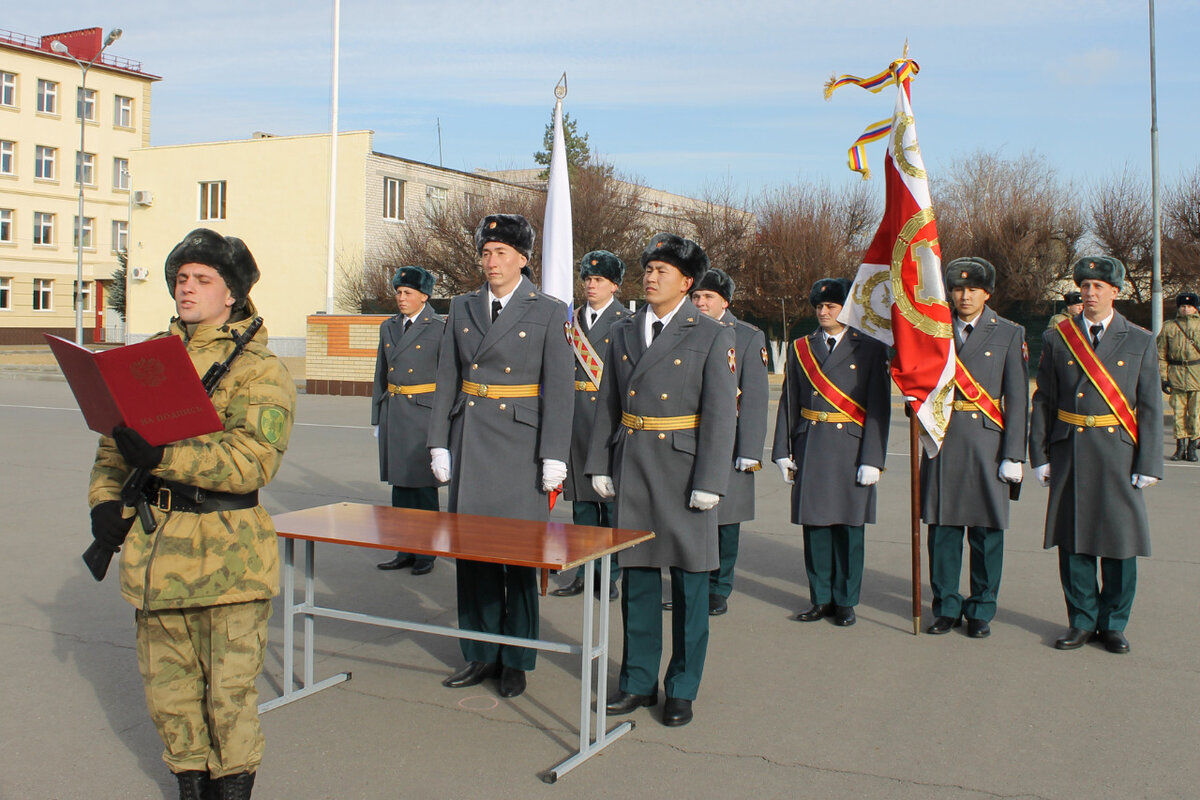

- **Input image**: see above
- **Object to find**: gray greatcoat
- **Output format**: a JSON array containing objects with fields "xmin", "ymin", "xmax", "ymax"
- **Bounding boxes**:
[
  {"xmin": 371, "ymin": 308, "xmax": 446, "ymax": 488},
  {"xmin": 1029, "ymin": 312, "xmax": 1162, "ymax": 559},
  {"xmin": 771, "ymin": 328, "xmax": 891, "ymax": 526},
  {"xmin": 921, "ymin": 307, "xmax": 1028, "ymax": 529},
  {"xmin": 584, "ymin": 300, "xmax": 737, "ymax": 572},
  {"xmin": 427, "ymin": 277, "xmax": 574, "ymax": 522},
  {"xmin": 563, "ymin": 301, "xmax": 628, "ymax": 502},
  {"xmin": 718, "ymin": 313, "xmax": 769, "ymax": 525}
]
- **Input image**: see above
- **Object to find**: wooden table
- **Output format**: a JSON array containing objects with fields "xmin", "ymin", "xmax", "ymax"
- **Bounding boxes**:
[{"xmin": 259, "ymin": 502, "xmax": 654, "ymax": 782}]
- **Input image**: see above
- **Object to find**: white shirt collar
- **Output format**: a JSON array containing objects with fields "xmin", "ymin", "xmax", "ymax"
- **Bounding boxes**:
[
  {"xmin": 645, "ymin": 298, "xmax": 686, "ymax": 346},
  {"xmin": 820, "ymin": 328, "xmax": 846, "ymax": 349},
  {"xmin": 587, "ymin": 296, "xmax": 615, "ymax": 324},
  {"xmin": 1083, "ymin": 310, "xmax": 1114, "ymax": 333},
  {"xmin": 404, "ymin": 304, "xmax": 427, "ymax": 325},
  {"xmin": 487, "ymin": 285, "xmax": 517, "ymax": 312}
]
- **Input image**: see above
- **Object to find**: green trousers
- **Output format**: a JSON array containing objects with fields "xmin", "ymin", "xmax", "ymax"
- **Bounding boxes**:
[
  {"xmin": 928, "ymin": 525, "xmax": 1004, "ymax": 622},
  {"xmin": 709, "ymin": 523, "xmax": 741, "ymax": 597},
  {"xmin": 570, "ymin": 501, "xmax": 619, "ymax": 584},
  {"xmin": 1170, "ymin": 389, "xmax": 1200, "ymax": 439},
  {"xmin": 390, "ymin": 485, "xmax": 438, "ymax": 565},
  {"xmin": 1057, "ymin": 550, "xmax": 1137, "ymax": 632},
  {"xmin": 455, "ymin": 559, "xmax": 538, "ymax": 670},
  {"xmin": 802, "ymin": 524, "xmax": 865, "ymax": 607},
  {"xmin": 619, "ymin": 566, "xmax": 709, "ymax": 701},
  {"xmin": 135, "ymin": 600, "xmax": 271, "ymax": 777}
]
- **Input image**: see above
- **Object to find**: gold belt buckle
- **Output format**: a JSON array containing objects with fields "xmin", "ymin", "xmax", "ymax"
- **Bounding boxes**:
[
  {"xmin": 156, "ymin": 487, "xmax": 172, "ymax": 512},
  {"xmin": 633, "ymin": 415, "xmax": 645, "ymax": 430},
  {"xmin": 477, "ymin": 383, "xmax": 490, "ymax": 398},
  {"xmin": 953, "ymin": 400, "xmax": 964, "ymax": 411},
  {"xmin": 817, "ymin": 411, "xmax": 828, "ymax": 422},
  {"xmin": 1084, "ymin": 415, "xmax": 1096, "ymax": 427}
]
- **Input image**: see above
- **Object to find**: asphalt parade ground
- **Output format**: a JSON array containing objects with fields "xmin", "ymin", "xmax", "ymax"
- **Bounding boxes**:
[{"xmin": 1, "ymin": 374, "xmax": 1197, "ymax": 799}]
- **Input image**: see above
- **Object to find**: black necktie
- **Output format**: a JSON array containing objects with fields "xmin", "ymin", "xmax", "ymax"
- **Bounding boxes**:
[
  {"xmin": 403, "ymin": 318, "xmax": 413, "ymax": 334},
  {"xmin": 651, "ymin": 320, "xmax": 663, "ymax": 342},
  {"xmin": 826, "ymin": 336, "xmax": 836, "ymax": 354},
  {"xmin": 962, "ymin": 323, "xmax": 973, "ymax": 344},
  {"xmin": 1090, "ymin": 324, "xmax": 1102, "ymax": 349},
  {"xmin": 589, "ymin": 310, "xmax": 598, "ymax": 329},
  {"xmin": 491, "ymin": 300, "xmax": 502, "ymax": 322}
]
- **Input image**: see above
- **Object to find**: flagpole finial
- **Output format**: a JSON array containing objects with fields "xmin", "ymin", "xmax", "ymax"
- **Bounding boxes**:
[
  {"xmin": 902, "ymin": 39, "xmax": 909, "ymax": 59},
  {"xmin": 555, "ymin": 72, "xmax": 568, "ymax": 100}
]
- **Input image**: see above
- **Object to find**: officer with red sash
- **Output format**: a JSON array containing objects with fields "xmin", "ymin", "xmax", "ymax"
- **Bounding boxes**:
[
  {"xmin": 772, "ymin": 278, "xmax": 891, "ymax": 627},
  {"xmin": 1030, "ymin": 256, "xmax": 1163, "ymax": 654},
  {"xmin": 921, "ymin": 258, "xmax": 1028, "ymax": 639}
]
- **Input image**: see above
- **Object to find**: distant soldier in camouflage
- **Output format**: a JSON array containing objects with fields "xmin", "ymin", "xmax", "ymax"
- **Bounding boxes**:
[
  {"xmin": 88, "ymin": 229, "xmax": 295, "ymax": 800},
  {"xmin": 1158, "ymin": 291, "xmax": 1200, "ymax": 461},
  {"xmin": 1047, "ymin": 291, "xmax": 1083, "ymax": 331}
]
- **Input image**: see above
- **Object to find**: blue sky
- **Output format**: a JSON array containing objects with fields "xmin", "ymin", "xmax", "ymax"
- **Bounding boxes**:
[{"xmin": 8, "ymin": 1, "xmax": 1198, "ymax": 201}]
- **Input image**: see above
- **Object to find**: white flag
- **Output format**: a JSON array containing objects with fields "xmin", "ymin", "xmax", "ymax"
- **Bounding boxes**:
[{"xmin": 541, "ymin": 95, "xmax": 574, "ymax": 312}]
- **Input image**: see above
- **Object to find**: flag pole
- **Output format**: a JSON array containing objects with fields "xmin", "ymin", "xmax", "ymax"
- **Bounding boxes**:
[{"xmin": 909, "ymin": 409, "xmax": 921, "ymax": 635}]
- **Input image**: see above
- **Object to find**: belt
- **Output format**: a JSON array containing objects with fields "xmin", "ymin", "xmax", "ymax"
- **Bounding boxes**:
[
  {"xmin": 388, "ymin": 382, "xmax": 436, "ymax": 396},
  {"xmin": 145, "ymin": 479, "xmax": 259, "ymax": 514},
  {"xmin": 575, "ymin": 380, "xmax": 598, "ymax": 392},
  {"xmin": 952, "ymin": 400, "xmax": 980, "ymax": 412},
  {"xmin": 801, "ymin": 408, "xmax": 855, "ymax": 424},
  {"xmin": 461, "ymin": 380, "xmax": 540, "ymax": 399},
  {"xmin": 1167, "ymin": 358, "xmax": 1200, "ymax": 366},
  {"xmin": 1057, "ymin": 410, "xmax": 1121, "ymax": 428},
  {"xmin": 620, "ymin": 412, "xmax": 700, "ymax": 431}
]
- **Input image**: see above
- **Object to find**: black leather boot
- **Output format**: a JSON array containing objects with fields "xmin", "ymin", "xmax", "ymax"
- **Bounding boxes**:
[
  {"xmin": 1188, "ymin": 439, "xmax": 1199, "ymax": 462},
  {"xmin": 1171, "ymin": 438, "xmax": 1186, "ymax": 461},
  {"xmin": 213, "ymin": 771, "xmax": 255, "ymax": 800},
  {"xmin": 174, "ymin": 770, "xmax": 211, "ymax": 800}
]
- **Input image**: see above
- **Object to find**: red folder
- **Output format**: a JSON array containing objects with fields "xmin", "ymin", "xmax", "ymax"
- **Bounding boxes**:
[{"xmin": 45, "ymin": 334, "xmax": 223, "ymax": 446}]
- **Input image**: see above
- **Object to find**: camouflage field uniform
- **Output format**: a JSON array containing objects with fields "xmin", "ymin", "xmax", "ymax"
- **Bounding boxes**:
[
  {"xmin": 1158, "ymin": 313, "xmax": 1200, "ymax": 439},
  {"xmin": 89, "ymin": 307, "xmax": 295, "ymax": 778},
  {"xmin": 1046, "ymin": 312, "xmax": 1073, "ymax": 330}
]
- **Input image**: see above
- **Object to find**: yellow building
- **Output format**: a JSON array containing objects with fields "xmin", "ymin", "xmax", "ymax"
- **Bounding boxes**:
[{"xmin": 0, "ymin": 27, "xmax": 158, "ymax": 343}]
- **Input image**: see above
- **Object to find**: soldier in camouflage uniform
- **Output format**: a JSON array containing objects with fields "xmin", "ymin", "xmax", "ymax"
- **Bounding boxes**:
[
  {"xmin": 1047, "ymin": 291, "xmax": 1083, "ymax": 331},
  {"xmin": 87, "ymin": 229, "xmax": 295, "ymax": 800},
  {"xmin": 1158, "ymin": 291, "xmax": 1200, "ymax": 461}
]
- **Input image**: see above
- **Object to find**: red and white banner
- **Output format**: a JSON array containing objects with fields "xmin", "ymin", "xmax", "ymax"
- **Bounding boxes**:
[{"xmin": 834, "ymin": 60, "xmax": 955, "ymax": 456}]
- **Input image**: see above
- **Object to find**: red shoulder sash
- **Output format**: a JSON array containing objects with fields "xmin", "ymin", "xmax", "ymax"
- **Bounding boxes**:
[{"xmin": 793, "ymin": 337, "xmax": 866, "ymax": 427}]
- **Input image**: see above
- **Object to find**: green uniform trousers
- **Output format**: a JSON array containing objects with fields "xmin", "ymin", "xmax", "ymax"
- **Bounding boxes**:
[
  {"xmin": 1058, "ymin": 550, "xmax": 1137, "ymax": 632},
  {"xmin": 455, "ymin": 559, "xmax": 538, "ymax": 670},
  {"xmin": 570, "ymin": 501, "xmax": 620, "ymax": 584},
  {"xmin": 1170, "ymin": 390, "xmax": 1200, "ymax": 439},
  {"xmin": 708, "ymin": 523, "xmax": 741, "ymax": 598},
  {"xmin": 619, "ymin": 566, "xmax": 709, "ymax": 701},
  {"xmin": 928, "ymin": 525, "xmax": 1004, "ymax": 622},
  {"xmin": 135, "ymin": 600, "xmax": 271, "ymax": 778},
  {"xmin": 391, "ymin": 485, "xmax": 438, "ymax": 565},
  {"xmin": 802, "ymin": 524, "xmax": 865, "ymax": 607}
]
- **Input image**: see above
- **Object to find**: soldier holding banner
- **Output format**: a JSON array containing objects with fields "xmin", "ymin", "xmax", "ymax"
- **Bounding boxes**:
[
  {"xmin": 921, "ymin": 258, "xmax": 1027, "ymax": 639},
  {"xmin": 428, "ymin": 214, "xmax": 574, "ymax": 698},
  {"xmin": 772, "ymin": 278, "xmax": 891, "ymax": 628},
  {"xmin": 553, "ymin": 250, "xmax": 628, "ymax": 600},
  {"xmin": 1030, "ymin": 256, "xmax": 1162, "ymax": 654}
]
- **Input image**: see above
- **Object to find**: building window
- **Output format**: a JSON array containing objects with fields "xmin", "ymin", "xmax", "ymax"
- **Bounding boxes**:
[
  {"xmin": 33, "ymin": 278, "xmax": 53, "ymax": 310},
  {"xmin": 0, "ymin": 277, "xmax": 10, "ymax": 310},
  {"xmin": 34, "ymin": 145, "xmax": 55, "ymax": 180},
  {"xmin": 199, "ymin": 180, "xmax": 226, "ymax": 220},
  {"xmin": 383, "ymin": 177, "xmax": 405, "ymax": 221},
  {"xmin": 75, "ymin": 151, "xmax": 95, "ymax": 186},
  {"xmin": 0, "ymin": 140, "xmax": 13, "ymax": 175},
  {"xmin": 425, "ymin": 186, "xmax": 447, "ymax": 223},
  {"xmin": 0, "ymin": 72, "xmax": 14, "ymax": 107},
  {"xmin": 36, "ymin": 79, "xmax": 57, "ymax": 114},
  {"xmin": 0, "ymin": 209, "xmax": 12, "ymax": 242},
  {"xmin": 73, "ymin": 280, "xmax": 92, "ymax": 311},
  {"xmin": 114, "ymin": 95, "xmax": 133, "ymax": 128},
  {"xmin": 112, "ymin": 220, "xmax": 128, "ymax": 253},
  {"xmin": 464, "ymin": 192, "xmax": 483, "ymax": 218},
  {"xmin": 74, "ymin": 216, "xmax": 95, "ymax": 249},
  {"xmin": 33, "ymin": 212, "xmax": 54, "ymax": 245},
  {"xmin": 76, "ymin": 87, "xmax": 97, "ymax": 122},
  {"xmin": 113, "ymin": 157, "xmax": 129, "ymax": 189}
]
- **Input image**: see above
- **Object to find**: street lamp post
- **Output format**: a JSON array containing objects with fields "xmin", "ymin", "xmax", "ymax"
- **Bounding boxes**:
[{"xmin": 51, "ymin": 28, "xmax": 122, "ymax": 345}]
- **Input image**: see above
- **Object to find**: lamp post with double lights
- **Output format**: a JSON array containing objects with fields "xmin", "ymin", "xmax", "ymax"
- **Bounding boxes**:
[{"xmin": 50, "ymin": 27, "xmax": 122, "ymax": 345}]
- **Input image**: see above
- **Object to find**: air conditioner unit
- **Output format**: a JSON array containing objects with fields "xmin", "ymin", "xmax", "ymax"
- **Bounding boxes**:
[
  {"xmin": 130, "ymin": 267, "xmax": 150, "ymax": 281},
  {"xmin": 132, "ymin": 190, "xmax": 154, "ymax": 207}
]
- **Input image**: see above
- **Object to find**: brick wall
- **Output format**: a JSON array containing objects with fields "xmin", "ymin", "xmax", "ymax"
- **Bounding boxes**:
[{"xmin": 305, "ymin": 314, "xmax": 389, "ymax": 396}]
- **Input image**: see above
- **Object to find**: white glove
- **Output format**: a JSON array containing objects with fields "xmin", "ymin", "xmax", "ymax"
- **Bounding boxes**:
[
  {"xmin": 998, "ymin": 459, "xmax": 1023, "ymax": 484},
  {"xmin": 592, "ymin": 475, "xmax": 616, "ymax": 499},
  {"xmin": 735, "ymin": 457, "xmax": 760, "ymax": 472},
  {"xmin": 689, "ymin": 490, "xmax": 720, "ymax": 510},
  {"xmin": 373, "ymin": 425, "xmax": 379, "ymax": 439},
  {"xmin": 1132, "ymin": 473, "xmax": 1159, "ymax": 490},
  {"xmin": 856, "ymin": 465, "xmax": 881, "ymax": 486},
  {"xmin": 541, "ymin": 458, "xmax": 568, "ymax": 492},
  {"xmin": 1033, "ymin": 463, "xmax": 1050, "ymax": 487},
  {"xmin": 430, "ymin": 448, "xmax": 451, "ymax": 483},
  {"xmin": 775, "ymin": 457, "xmax": 797, "ymax": 484}
]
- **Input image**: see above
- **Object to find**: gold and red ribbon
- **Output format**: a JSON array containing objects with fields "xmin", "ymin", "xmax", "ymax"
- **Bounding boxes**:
[
  {"xmin": 1054, "ymin": 318, "xmax": 1138, "ymax": 443},
  {"xmin": 793, "ymin": 337, "xmax": 866, "ymax": 427},
  {"xmin": 953, "ymin": 358, "xmax": 1005, "ymax": 429}
]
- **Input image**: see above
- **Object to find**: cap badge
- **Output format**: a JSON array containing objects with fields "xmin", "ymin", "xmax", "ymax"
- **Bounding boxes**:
[
  {"xmin": 591, "ymin": 259, "xmax": 598, "ymax": 265},
  {"xmin": 961, "ymin": 271, "xmax": 968, "ymax": 278},
  {"xmin": 488, "ymin": 221, "xmax": 498, "ymax": 229}
]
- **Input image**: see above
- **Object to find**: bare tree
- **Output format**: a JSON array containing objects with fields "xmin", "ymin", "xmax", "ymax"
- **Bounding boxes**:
[
  {"xmin": 934, "ymin": 150, "xmax": 1084, "ymax": 311},
  {"xmin": 1086, "ymin": 166, "xmax": 1154, "ymax": 302},
  {"xmin": 1164, "ymin": 164, "xmax": 1200, "ymax": 292}
]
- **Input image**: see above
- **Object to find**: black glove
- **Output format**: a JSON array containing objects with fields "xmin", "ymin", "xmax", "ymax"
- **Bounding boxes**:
[
  {"xmin": 113, "ymin": 425, "xmax": 165, "ymax": 469},
  {"xmin": 1162, "ymin": 379, "xmax": 1171, "ymax": 394},
  {"xmin": 91, "ymin": 501, "xmax": 135, "ymax": 552}
]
